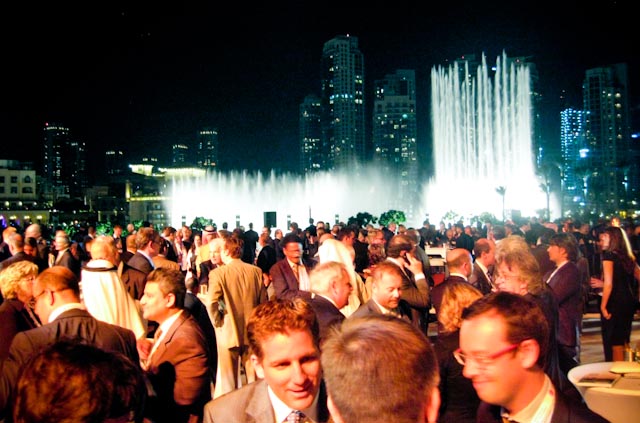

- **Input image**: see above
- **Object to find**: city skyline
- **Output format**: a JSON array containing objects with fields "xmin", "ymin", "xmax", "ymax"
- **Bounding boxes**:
[{"xmin": 3, "ymin": 2, "xmax": 638, "ymax": 181}]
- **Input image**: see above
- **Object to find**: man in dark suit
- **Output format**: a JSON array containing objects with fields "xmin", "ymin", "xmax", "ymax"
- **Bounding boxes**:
[
  {"xmin": 0, "ymin": 227, "xmax": 17, "ymax": 262},
  {"xmin": 24, "ymin": 223, "xmax": 49, "ymax": 265},
  {"xmin": 545, "ymin": 232, "xmax": 583, "ymax": 374},
  {"xmin": 350, "ymin": 261, "xmax": 413, "ymax": 322},
  {"xmin": 459, "ymin": 292, "xmax": 608, "ymax": 423},
  {"xmin": 384, "ymin": 234, "xmax": 430, "ymax": 333},
  {"xmin": 51, "ymin": 231, "xmax": 81, "ymax": 279},
  {"xmin": 0, "ymin": 267, "xmax": 139, "ymax": 420},
  {"xmin": 309, "ymin": 261, "xmax": 351, "ymax": 345},
  {"xmin": 468, "ymin": 238, "xmax": 496, "ymax": 295},
  {"xmin": 271, "ymin": 233, "xmax": 313, "ymax": 301},
  {"xmin": 203, "ymin": 299, "xmax": 332, "ymax": 423},
  {"xmin": 139, "ymin": 268, "xmax": 212, "ymax": 423},
  {"xmin": 0, "ymin": 233, "xmax": 37, "ymax": 271},
  {"xmin": 121, "ymin": 227, "xmax": 161, "ymax": 300},
  {"xmin": 453, "ymin": 222, "xmax": 474, "ymax": 253},
  {"xmin": 430, "ymin": 247, "xmax": 473, "ymax": 320}
]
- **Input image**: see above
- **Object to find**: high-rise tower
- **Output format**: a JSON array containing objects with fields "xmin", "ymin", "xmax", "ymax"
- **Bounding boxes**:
[
  {"xmin": 42, "ymin": 122, "xmax": 87, "ymax": 201},
  {"xmin": 321, "ymin": 35, "xmax": 365, "ymax": 170},
  {"xmin": 582, "ymin": 64, "xmax": 633, "ymax": 216},
  {"xmin": 372, "ymin": 69, "xmax": 419, "ymax": 219},
  {"xmin": 197, "ymin": 128, "xmax": 219, "ymax": 170},
  {"xmin": 559, "ymin": 108, "xmax": 587, "ymax": 212},
  {"xmin": 299, "ymin": 95, "xmax": 323, "ymax": 172}
]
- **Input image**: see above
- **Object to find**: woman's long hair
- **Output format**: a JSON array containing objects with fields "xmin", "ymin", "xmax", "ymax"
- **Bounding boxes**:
[{"xmin": 604, "ymin": 226, "xmax": 636, "ymax": 274}]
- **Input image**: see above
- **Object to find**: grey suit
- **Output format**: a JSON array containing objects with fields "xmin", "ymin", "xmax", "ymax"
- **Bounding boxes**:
[
  {"xmin": 203, "ymin": 379, "xmax": 332, "ymax": 423},
  {"xmin": 0, "ymin": 308, "xmax": 139, "ymax": 420}
]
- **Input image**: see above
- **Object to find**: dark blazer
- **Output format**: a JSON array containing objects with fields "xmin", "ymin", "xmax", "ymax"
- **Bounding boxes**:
[
  {"xmin": 0, "ymin": 299, "xmax": 38, "ymax": 361},
  {"xmin": 544, "ymin": 261, "xmax": 582, "ymax": 373},
  {"xmin": 184, "ymin": 292, "xmax": 218, "ymax": 382},
  {"xmin": 121, "ymin": 252, "xmax": 154, "ymax": 300},
  {"xmin": 255, "ymin": 245, "xmax": 277, "ymax": 275},
  {"xmin": 475, "ymin": 386, "xmax": 609, "ymax": 423},
  {"xmin": 145, "ymin": 311, "xmax": 212, "ymax": 423},
  {"xmin": 53, "ymin": 249, "xmax": 81, "ymax": 279},
  {"xmin": 0, "ymin": 252, "xmax": 38, "ymax": 272},
  {"xmin": 0, "ymin": 308, "xmax": 139, "ymax": 419},
  {"xmin": 384, "ymin": 258, "xmax": 430, "ymax": 332},
  {"xmin": 310, "ymin": 295, "xmax": 345, "ymax": 345},
  {"xmin": 469, "ymin": 263, "xmax": 493, "ymax": 295},
  {"xmin": 350, "ymin": 298, "xmax": 413, "ymax": 323},
  {"xmin": 203, "ymin": 378, "xmax": 332, "ymax": 423},
  {"xmin": 271, "ymin": 258, "xmax": 312, "ymax": 301}
]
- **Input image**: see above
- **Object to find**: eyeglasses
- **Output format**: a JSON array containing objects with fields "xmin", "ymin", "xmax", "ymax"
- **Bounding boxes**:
[{"xmin": 453, "ymin": 343, "xmax": 520, "ymax": 367}]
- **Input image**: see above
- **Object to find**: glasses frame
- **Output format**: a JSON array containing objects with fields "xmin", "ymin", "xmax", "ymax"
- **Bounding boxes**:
[{"xmin": 453, "ymin": 343, "xmax": 520, "ymax": 368}]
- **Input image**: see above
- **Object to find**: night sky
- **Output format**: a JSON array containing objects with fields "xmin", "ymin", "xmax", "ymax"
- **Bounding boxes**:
[{"xmin": 2, "ymin": 2, "xmax": 637, "ymax": 181}]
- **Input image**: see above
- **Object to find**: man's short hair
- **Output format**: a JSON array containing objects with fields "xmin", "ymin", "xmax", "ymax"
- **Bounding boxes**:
[
  {"xmin": 473, "ymin": 238, "xmax": 493, "ymax": 258},
  {"xmin": 385, "ymin": 234, "xmax": 413, "ymax": 258},
  {"xmin": 146, "ymin": 268, "xmax": 186, "ymax": 309},
  {"xmin": 548, "ymin": 232, "xmax": 579, "ymax": 262},
  {"xmin": 125, "ymin": 234, "xmax": 137, "ymax": 250},
  {"xmin": 135, "ymin": 227, "xmax": 160, "ymax": 250},
  {"xmin": 310, "ymin": 261, "xmax": 348, "ymax": 296},
  {"xmin": 321, "ymin": 315, "xmax": 439, "ymax": 423},
  {"xmin": 370, "ymin": 261, "xmax": 404, "ymax": 284},
  {"xmin": 37, "ymin": 266, "xmax": 80, "ymax": 297},
  {"xmin": 247, "ymin": 298, "xmax": 319, "ymax": 360},
  {"xmin": 462, "ymin": 291, "xmax": 549, "ymax": 368},
  {"xmin": 13, "ymin": 340, "xmax": 146, "ymax": 423},
  {"xmin": 281, "ymin": 233, "xmax": 303, "ymax": 247},
  {"xmin": 223, "ymin": 236, "xmax": 243, "ymax": 259}
]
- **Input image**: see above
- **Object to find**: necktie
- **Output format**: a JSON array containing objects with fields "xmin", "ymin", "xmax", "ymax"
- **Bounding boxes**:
[
  {"xmin": 286, "ymin": 410, "xmax": 304, "ymax": 423},
  {"xmin": 292, "ymin": 263, "xmax": 300, "ymax": 281}
]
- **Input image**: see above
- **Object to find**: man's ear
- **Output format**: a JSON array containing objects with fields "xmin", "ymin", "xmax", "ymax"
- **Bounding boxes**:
[
  {"xmin": 165, "ymin": 293, "xmax": 176, "ymax": 308},
  {"xmin": 327, "ymin": 394, "xmax": 345, "ymax": 423},
  {"xmin": 518, "ymin": 339, "xmax": 540, "ymax": 369},
  {"xmin": 424, "ymin": 386, "xmax": 441, "ymax": 423},
  {"xmin": 250, "ymin": 354, "xmax": 265, "ymax": 379}
]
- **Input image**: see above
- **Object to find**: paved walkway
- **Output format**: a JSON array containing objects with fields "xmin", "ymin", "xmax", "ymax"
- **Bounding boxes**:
[{"xmin": 580, "ymin": 313, "xmax": 640, "ymax": 364}]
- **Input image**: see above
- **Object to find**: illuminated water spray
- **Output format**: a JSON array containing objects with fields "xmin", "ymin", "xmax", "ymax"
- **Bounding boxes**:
[{"xmin": 425, "ymin": 52, "xmax": 545, "ymax": 222}]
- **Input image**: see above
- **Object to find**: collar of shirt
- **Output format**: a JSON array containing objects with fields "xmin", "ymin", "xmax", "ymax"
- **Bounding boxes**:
[
  {"xmin": 137, "ymin": 250, "xmax": 155, "ymax": 269},
  {"xmin": 475, "ymin": 260, "xmax": 488, "ymax": 274},
  {"xmin": 267, "ymin": 384, "xmax": 319, "ymax": 423},
  {"xmin": 287, "ymin": 259, "xmax": 302, "ymax": 268},
  {"xmin": 49, "ymin": 302, "xmax": 84, "ymax": 322},
  {"xmin": 546, "ymin": 261, "xmax": 568, "ymax": 283},
  {"xmin": 316, "ymin": 294, "xmax": 338, "ymax": 308},
  {"xmin": 156, "ymin": 309, "xmax": 183, "ymax": 344},
  {"xmin": 502, "ymin": 374, "xmax": 555, "ymax": 423},
  {"xmin": 372, "ymin": 298, "xmax": 397, "ymax": 315},
  {"xmin": 449, "ymin": 272, "xmax": 469, "ymax": 282}
]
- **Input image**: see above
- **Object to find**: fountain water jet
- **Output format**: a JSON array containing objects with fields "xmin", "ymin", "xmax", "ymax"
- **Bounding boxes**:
[
  {"xmin": 167, "ymin": 167, "xmax": 404, "ymax": 230},
  {"xmin": 425, "ymin": 52, "xmax": 546, "ymax": 223}
]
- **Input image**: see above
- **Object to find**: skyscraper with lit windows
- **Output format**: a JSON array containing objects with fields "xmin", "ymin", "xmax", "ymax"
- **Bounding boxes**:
[
  {"xmin": 559, "ymin": 108, "xmax": 587, "ymax": 211},
  {"xmin": 321, "ymin": 35, "xmax": 365, "ymax": 170},
  {"xmin": 196, "ymin": 128, "xmax": 218, "ymax": 170},
  {"xmin": 42, "ymin": 122, "xmax": 87, "ymax": 200},
  {"xmin": 372, "ymin": 69, "xmax": 419, "ymax": 219},
  {"xmin": 299, "ymin": 95, "xmax": 323, "ymax": 172},
  {"xmin": 582, "ymin": 64, "xmax": 633, "ymax": 215}
]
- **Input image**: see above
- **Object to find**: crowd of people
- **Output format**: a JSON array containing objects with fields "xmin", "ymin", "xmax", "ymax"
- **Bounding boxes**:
[{"xmin": 0, "ymin": 215, "xmax": 639, "ymax": 422}]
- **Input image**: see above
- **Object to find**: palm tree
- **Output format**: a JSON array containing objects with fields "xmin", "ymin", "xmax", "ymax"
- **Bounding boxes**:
[{"xmin": 495, "ymin": 186, "xmax": 507, "ymax": 222}]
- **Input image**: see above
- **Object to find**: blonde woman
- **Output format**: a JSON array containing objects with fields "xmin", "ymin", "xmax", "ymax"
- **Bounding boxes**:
[{"xmin": 0, "ymin": 261, "xmax": 40, "ymax": 361}]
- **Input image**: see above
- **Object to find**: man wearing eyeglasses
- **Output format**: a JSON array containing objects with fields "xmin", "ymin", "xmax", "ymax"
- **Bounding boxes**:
[
  {"xmin": 0, "ymin": 266, "xmax": 139, "ymax": 421},
  {"xmin": 457, "ymin": 292, "xmax": 608, "ymax": 423}
]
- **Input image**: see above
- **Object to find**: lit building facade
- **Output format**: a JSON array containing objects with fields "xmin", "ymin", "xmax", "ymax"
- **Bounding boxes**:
[
  {"xmin": 372, "ymin": 69, "xmax": 419, "ymax": 220},
  {"xmin": 559, "ymin": 108, "xmax": 587, "ymax": 211},
  {"xmin": 299, "ymin": 95, "xmax": 323, "ymax": 172},
  {"xmin": 321, "ymin": 35, "xmax": 365, "ymax": 170},
  {"xmin": 42, "ymin": 122, "xmax": 88, "ymax": 201},
  {"xmin": 197, "ymin": 128, "xmax": 218, "ymax": 169},
  {"xmin": 582, "ymin": 64, "xmax": 635, "ymax": 216}
]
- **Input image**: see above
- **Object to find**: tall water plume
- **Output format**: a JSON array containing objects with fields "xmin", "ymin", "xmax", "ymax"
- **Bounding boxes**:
[{"xmin": 425, "ymin": 52, "xmax": 545, "ymax": 222}]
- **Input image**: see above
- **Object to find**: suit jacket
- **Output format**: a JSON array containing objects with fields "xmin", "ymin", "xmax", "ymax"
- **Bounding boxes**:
[
  {"xmin": 469, "ymin": 263, "xmax": 493, "ymax": 295},
  {"xmin": 0, "ymin": 299, "xmax": 38, "ymax": 361},
  {"xmin": 54, "ymin": 249, "xmax": 81, "ymax": 279},
  {"xmin": 0, "ymin": 308, "xmax": 139, "ymax": 419},
  {"xmin": 0, "ymin": 252, "xmax": 38, "ymax": 272},
  {"xmin": 203, "ymin": 378, "xmax": 332, "ymax": 423},
  {"xmin": 475, "ymin": 386, "xmax": 609, "ymax": 423},
  {"xmin": 145, "ymin": 311, "xmax": 212, "ymax": 423},
  {"xmin": 384, "ymin": 258, "xmax": 430, "ymax": 331},
  {"xmin": 152, "ymin": 255, "xmax": 181, "ymax": 272},
  {"xmin": 184, "ymin": 292, "xmax": 218, "ymax": 381},
  {"xmin": 349, "ymin": 298, "xmax": 413, "ymax": 323},
  {"xmin": 206, "ymin": 259, "xmax": 265, "ymax": 349},
  {"xmin": 255, "ymin": 245, "xmax": 277, "ymax": 275},
  {"xmin": 310, "ymin": 295, "xmax": 345, "ymax": 345},
  {"xmin": 271, "ymin": 258, "xmax": 313, "ymax": 301},
  {"xmin": 544, "ymin": 262, "xmax": 582, "ymax": 349},
  {"xmin": 121, "ymin": 252, "xmax": 154, "ymax": 300}
]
